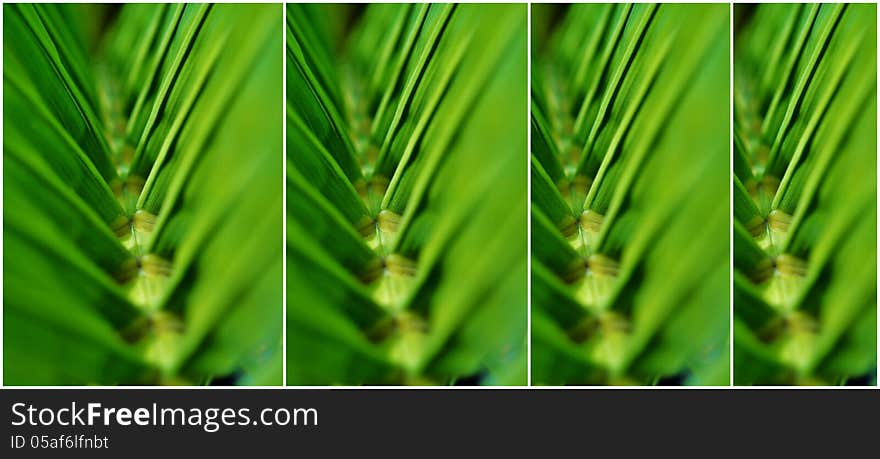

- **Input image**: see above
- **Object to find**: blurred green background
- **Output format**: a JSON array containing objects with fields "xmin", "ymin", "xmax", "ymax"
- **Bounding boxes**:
[
  {"xmin": 733, "ymin": 3, "xmax": 877, "ymax": 385},
  {"xmin": 286, "ymin": 4, "xmax": 527, "ymax": 385},
  {"xmin": 531, "ymin": 4, "xmax": 730, "ymax": 385},
  {"xmin": 3, "ymin": 4, "xmax": 282, "ymax": 385}
]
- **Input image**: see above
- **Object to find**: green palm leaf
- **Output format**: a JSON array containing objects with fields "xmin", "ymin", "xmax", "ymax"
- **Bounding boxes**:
[
  {"xmin": 733, "ymin": 3, "xmax": 877, "ymax": 385},
  {"xmin": 531, "ymin": 3, "xmax": 730, "ymax": 385},
  {"xmin": 3, "ymin": 4, "xmax": 282, "ymax": 385},
  {"xmin": 286, "ymin": 4, "xmax": 527, "ymax": 385}
]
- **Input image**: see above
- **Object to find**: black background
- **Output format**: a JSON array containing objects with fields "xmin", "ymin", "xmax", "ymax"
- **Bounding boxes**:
[{"xmin": 1, "ymin": 389, "xmax": 877, "ymax": 456}]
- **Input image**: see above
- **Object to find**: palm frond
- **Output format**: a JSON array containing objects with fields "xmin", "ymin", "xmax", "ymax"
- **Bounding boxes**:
[
  {"xmin": 3, "ymin": 4, "xmax": 283, "ymax": 385},
  {"xmin": 733, "ymin": 3, "xmax": 877, "ymax": 385},
  {"xmin": 286, "ymin": 4, "xmax": 527, "ymax": 385},
  {"xmin": 531, "ymin": 4, "xmax": 730, "ymax": 385}
]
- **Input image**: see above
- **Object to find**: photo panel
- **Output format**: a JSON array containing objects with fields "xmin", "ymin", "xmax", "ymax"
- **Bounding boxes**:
[
  {"xmin": 733, "ymin": 3, "xmax": 877, "ymax": 386},
  {"xmin": 285, "ymin": 4, "xmax": 528, "ymax": 385},
  {"xmin": 3, "ymin": 3, "xmax": 284, "ymax": 385},
  {"xmin": 530, "ymin": 3, "xmax": 731, "ymax": 386}
]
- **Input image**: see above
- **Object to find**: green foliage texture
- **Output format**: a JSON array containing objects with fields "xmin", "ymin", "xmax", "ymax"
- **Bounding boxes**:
[
  {"xmin": 3, "ymin": 4, "xmax": 283, "ymax": 385},
  {"xmin": 286, "ymin": 4, "xmax": 527, "ymax": 385},
  {"xmin": 531, "ymin": 4, "xmax": 730, "ymax": 385},
  {"xmin": 734, "ymin": 3, "xmax": 877, "ymax": 385}
]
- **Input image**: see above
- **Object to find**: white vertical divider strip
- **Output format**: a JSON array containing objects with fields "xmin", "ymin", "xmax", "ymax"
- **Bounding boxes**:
[
  {"xmin": 729, "ymin": 1, "xmax": 735, "ymax": 387},
  {"xmin": 874, "ymin": 1, "xmax": 880, "ymax": 387},
  {"xmin": 281, "ymin": 2, "xmax": 288, "ymax": 388},
  {"xmin": 526, "ymin": 2, "xmax": 533, "ymax": 388}
]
